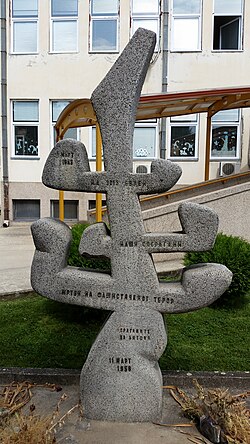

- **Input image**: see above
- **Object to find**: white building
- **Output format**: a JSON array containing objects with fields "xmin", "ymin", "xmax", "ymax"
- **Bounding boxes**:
[{"xmin": 1, "ymin": 0, "xmax": 250, "ymax": 224}]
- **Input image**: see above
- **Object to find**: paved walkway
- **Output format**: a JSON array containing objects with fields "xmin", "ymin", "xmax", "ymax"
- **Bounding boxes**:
[{"xmin": 0, "ymin": 225, "xmax": 34, "ymax": 295}]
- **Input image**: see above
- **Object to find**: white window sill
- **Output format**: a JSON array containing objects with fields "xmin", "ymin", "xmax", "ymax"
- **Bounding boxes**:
[
  {"xmin": 11, "ymin": 156, "xmax": 40, "ymax": 160},
  {"xmin": 168, "ymin": 157, "xmax": 199, "ymax": 161}
]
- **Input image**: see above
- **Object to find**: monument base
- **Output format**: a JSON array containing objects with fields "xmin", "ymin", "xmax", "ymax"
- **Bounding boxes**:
[{"xmin": 80, "ymin": 307, "xmax": 167, "ymax": 422}]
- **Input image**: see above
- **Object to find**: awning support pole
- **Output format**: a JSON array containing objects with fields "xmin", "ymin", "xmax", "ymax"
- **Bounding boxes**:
[
  {"xmin": 205, "ymin": 114, "xmax": 212, "ymax": 181},
  {"xmin": 96, "ymin": 123, "xmax": 102, "ymax": 222}
]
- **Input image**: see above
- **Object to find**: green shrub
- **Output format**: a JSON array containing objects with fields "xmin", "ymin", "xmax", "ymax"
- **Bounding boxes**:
[
  {"xmin": 184, "ymin": 233, "xmax": 250, "ymax": 308},
  {"xmin": 67, "ymin": 223, "xmax": 111, "ymax": 271}
]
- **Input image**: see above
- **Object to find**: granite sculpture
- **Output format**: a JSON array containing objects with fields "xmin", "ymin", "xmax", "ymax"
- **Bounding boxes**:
[{"xmin": 31, "ymin": 28, "xmax": 232, "ymax": 422}]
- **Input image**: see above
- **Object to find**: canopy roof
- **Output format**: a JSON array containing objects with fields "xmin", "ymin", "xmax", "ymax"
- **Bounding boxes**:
[{"xmin": 55, "ymin": 86, "xmax": 250, "ymax": 138}]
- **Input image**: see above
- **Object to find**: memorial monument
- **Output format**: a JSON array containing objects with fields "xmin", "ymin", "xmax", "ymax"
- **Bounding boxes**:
[{"xmin": 31, "ymin": 28, "xmax": 232, "ymax": 422}]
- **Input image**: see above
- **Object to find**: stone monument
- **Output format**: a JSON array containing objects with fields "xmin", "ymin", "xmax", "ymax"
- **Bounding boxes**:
[{"xmin": 31, "ymin": 28, "xmax": 232, "ymax": 422}]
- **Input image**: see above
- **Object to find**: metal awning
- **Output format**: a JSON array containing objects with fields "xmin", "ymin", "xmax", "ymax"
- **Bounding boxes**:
[
  {"xmin": 55, "ymin": 86, "xmax": 250, "ymax": 138},
  {"xmin": 55, "ymin": 86, "xmax": 250, "ymax": 222}
]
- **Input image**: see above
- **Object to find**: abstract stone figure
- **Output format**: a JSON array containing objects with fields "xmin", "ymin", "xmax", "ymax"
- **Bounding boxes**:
[{"xmin": 31, "ymin": 29, "xmax": 232, "ymax": 422}]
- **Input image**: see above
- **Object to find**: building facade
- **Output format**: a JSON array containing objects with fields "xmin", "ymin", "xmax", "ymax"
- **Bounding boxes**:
[{"xmin": 1, "ymin": 0, "xmax": 250, "ymax": 224}]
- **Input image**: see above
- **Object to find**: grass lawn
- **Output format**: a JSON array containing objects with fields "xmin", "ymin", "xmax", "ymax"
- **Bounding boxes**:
[{"xmin": 0, "ymin": 293, "xmax": 249, "ymax": 371}]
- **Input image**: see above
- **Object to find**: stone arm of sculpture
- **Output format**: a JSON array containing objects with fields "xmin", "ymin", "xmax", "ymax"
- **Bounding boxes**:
[
  {"xmin": 42, "ymin": 141, "xmax": 183, "ymax": 196},
  {"xmin": 31, "ymin": 218, "xmax": 232, "ymax": 314},
  {"xmin": 142, "ymin": 202, "xmax": 219, "ymax": 252}
]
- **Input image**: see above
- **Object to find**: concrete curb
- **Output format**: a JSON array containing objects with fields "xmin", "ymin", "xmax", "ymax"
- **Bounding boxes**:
[
  {"xmin": 0, "ymin": 367, "xmax": 249, "ymax": 389},
  {"xmin": 0, "ymin": 289, "xmax": 33, "ymax": 300}
]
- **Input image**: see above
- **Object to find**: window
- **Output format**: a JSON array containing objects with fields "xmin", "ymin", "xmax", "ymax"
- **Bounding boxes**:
[
  {"xmin": 169, "ymin": 114, "xmax": 198, "ymax": 159},
  {"xmin": 213, "ymin": 0, "xmax": 243, "ymax": 50},
  {"xmin": 133, "ymin": 120, "xmax": 158, "ymax": 159},
  {"xmin": 171, "ymin": 0, "xmax": 202, "ymax": 51},
  {"xmin": 91, "ymin": 120, "xmax": 157, "ymax": 159},
  {"xmin": 88, "ymin": 200, "xmax": 107, "ymax": 210},
  {"xmin": 91, "ymin": 126, "xmax": 103, "ymax": 158},
  {"xmin": 13, "ymin": 200, "xmax": 40, "ymax": 220},
  {"xmin": 211, "ymin": 109, "xmax": 240, "ymax": 159},
  {"xmin": 131, "ymin": 0, "xmax": 160, "ymax": 48},
  {"xmin": 12, "ymin": 0, "xmax": 38, "ymax": 53},
  {"xmin": 51, "ymin": 200, "xmax": 78, "ymax": 220},
  {"xmin": 51, "ymin": 101, "xmax": 78, "ymax": 145},
  {"xmin": 90, "ymin": 0, "xmax": 119, "ymax": 52},
  {"xmin": 51, "ymin": 0, "xmax": 78, "ymax": 52},
  {"xmin": 12, "ymin": 101, "xmax": 39, "ymax": 157}
]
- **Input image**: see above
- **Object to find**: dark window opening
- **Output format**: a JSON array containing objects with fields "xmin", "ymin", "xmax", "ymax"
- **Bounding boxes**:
[
  {"xmin": 213, "ymin": 16, "xmax": 240, "ymax": 50},
  {"xmin": 13, "ymin": 199, "xmax": 40, "ymax": 220}
]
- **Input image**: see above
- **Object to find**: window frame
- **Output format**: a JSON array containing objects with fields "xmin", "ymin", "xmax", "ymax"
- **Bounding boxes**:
[
  {"xmin": 12, "ymin": 100, "xmax": 39, "ymax": 159},
  {"xmin": 210, "ymin": 109, "xmax": 241, "ymax": 161},
  {"xmin": 89, "ymin": 0, "xmax": 120, "ymax": 53},
  {"xmin": 50, "ymin": 100, "xmax": 79, "ymax": 147},
  {"xmin": 11, "ymin": 0, "xmax": 39, "ymax": 54},
  {"xmin": 171, "ymin": 0, "xmax": 202, "ymax": 52},
  {"xmin": 130, "ymin": 0, "xmax": 160, "ymax": 50},
  {"xmin": 50, "ymin": 0, "xmax": 78, "ymax": 53},
  {"xmin": 212, "ymin": 0, "xmax": 244, "ymax": 51},
  {"xmin": 168, "ymin": 114, "xmax": 199, "ymax": 160}
]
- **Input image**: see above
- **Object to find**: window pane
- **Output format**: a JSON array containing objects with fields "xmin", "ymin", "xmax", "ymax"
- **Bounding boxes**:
[
  {"xmin": 13, "ymin": 21, "xmax": 37, "ymax": 52},
  {"xmin": 52, "ymin": 20, "xmax": 77, "ymax": 51},
  {"xmin": 211, "ymin": 126, "xmax": 237, "ymax": 157},
  {"xmin": 132, "ymin": 19, "xmax": 158, "ymax": 35},
  {"xmin": 12, "ymin": 0, "xmax": 38, "ymax": 17},
  {"xmin": 52, "ymin": 101, "xmax": 70, "ymax": 121},
  {"xmin": 132, "ymin": 0, "xmax": 159, "ymax": 14},
  {"xmin": 214, "ymin": 0, "xmax": 243, "ymax": 15},
  {"xmin": 92, "ymin": 0, "xmax": 118, "ymax": 15},
  {"xmin": 53, "ymin": 127, "xmax": 77, "ymax": 145},
  {"xmin": 172, "ymin": 18, "xmax": 199, "ymax": 50},
  {"xmin": 133, "ymin": 127, "xmax": 156, "ymax": 158},
  {"xmin": 52, "ymin": 0, "xmax": 78, "ymax": 16},
  {"xmin": 13, "ymin": 101, "xmax": 38, "ymax": 121},
  {"xmin": 13, "ymin": 200, "xmax": 40, "ymax": 220},
  {"xmin": 212, "ymin": 109, "xmax": 239, "ymax": 122},
  {"xmin": 92, "ymin": 20, "xmax": 117, "ymax": 50},
  {"xmin": 170, "ymin": 126, "xmax": 196, "ymax": 157},
  {"xmin": 173, "ymin": 0, "xmax": 201, "ymax": 14},
  {"xmin": 15, "ymin": 126, "xmax": 38, "ymax": 155},
  {"xmin": 51, "ymin": 200, "xmax": 78, "ymax": 220},
  {"xmin": 220, "ymin": 18, "xmax": 239, "ymax": 50}
]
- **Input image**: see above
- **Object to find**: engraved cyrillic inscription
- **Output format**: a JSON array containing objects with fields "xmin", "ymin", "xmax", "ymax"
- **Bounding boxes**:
[
  {"xmin": 118, "ymin": 327, "xmax": 151, "ymax": 341},
  {"xmin": 109, "ymin": 357, "xmax": 132, "ymax": 372}
]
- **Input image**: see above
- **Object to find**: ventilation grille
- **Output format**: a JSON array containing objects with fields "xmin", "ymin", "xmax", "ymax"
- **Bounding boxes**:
[
  {"xmin": 219, "ymin": 162, "xmax": 241, "ymax": 177},
  {"xmin": 136, "ymin": 165, "xmax": 148, "ymax": 174}
]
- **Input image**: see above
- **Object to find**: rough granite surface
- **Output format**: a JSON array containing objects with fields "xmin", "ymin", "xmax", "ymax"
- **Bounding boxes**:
[{"xmin": 31, "ymin": 28, "xmax": 232, "ymax": 422}]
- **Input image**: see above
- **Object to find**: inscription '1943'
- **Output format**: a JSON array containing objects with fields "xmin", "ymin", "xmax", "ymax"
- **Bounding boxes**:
[{"xmin": 60, "ymin": 152, "xmax": 74, "ymax": 166}]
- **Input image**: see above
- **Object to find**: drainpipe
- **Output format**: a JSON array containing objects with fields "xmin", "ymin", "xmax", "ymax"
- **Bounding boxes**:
[
  {"xmin": 1, "ymin": 0, "xmax": 9, "ymax": 226},
  {"xmin": 159, "ymin": 0, "xmax": 169, "ymax": 159}
]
